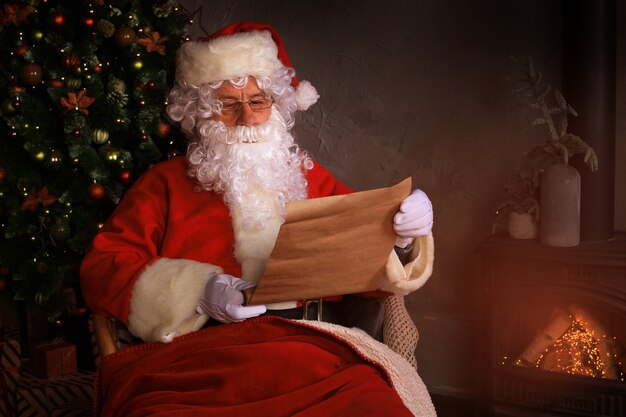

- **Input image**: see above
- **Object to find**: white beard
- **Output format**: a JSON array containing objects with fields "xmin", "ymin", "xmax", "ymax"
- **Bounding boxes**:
[{"xmin": 186, "ymin": 110, "xmax": 312, "ymax": 231}]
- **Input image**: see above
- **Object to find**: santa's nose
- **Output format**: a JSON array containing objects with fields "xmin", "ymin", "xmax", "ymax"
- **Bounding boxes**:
[{"xmin": 236, "ymin": 102, "xmax": 260, "ymax": 126}]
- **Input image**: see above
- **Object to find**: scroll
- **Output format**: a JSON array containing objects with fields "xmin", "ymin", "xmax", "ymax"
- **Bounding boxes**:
[{"xmin": 246, "ymin": 177, "xmax": 412, "ymax": 305}]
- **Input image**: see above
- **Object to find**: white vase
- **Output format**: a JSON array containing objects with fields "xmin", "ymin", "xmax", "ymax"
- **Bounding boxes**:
[
  {"xmin": 539, "ymin": 163, "xmax": 581, "ymax": 247},
  {"xmin": 507, "ymin": 211, "xmax": 537, "ymax": 239}
]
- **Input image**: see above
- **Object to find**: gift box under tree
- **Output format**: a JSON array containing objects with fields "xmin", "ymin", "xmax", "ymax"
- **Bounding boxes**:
[
  {"xmin": 16, "ymin": 371, "xmax": 94, "ymax": 417},
  {"xmin": 31, "ymin": 341, "xmax": 77, "ymax": 379},
  {"xmin": 1, "ymin": 334, "xmax": 21, "ymax": 417}
]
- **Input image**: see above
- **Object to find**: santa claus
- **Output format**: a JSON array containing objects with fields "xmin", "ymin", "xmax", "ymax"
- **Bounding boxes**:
[{"xmin": 80, "ymin": 22, "xmax": 434, "ymax": 345}]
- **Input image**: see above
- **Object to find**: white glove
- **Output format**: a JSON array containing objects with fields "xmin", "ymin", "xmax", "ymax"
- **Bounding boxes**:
[
  {"xmin": 196, "ymin": 273, "xmax": 266, "ymax": 323},
  {"xmin": 393, "ymin": 189, "xmax": 433, "ymax": 248}
]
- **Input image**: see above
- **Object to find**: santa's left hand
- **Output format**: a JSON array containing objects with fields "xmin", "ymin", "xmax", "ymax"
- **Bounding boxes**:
[{"xmin": 393, "ymin": 189, "xmax": 433, "ymax": 248}]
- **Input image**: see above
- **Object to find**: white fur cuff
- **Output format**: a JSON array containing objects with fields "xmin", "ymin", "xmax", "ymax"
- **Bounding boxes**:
[
  {"xmin": 128, "ymin": 258, "xmax": 223, "ymax": 343},
  {"xmin": 380, "ymin": 233, "xmax": 434, "ymax": 295}
]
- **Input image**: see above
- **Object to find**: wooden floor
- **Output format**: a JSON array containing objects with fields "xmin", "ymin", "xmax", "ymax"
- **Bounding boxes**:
[{"xmin": 431, "ymin": 394, "xmax": 479, "ymax": 417}]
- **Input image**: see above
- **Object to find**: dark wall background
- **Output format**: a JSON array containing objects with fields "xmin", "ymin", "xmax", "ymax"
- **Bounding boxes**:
[{"xmin": 179, "ymin": 0, "xmax": 626, "ymax": 397}]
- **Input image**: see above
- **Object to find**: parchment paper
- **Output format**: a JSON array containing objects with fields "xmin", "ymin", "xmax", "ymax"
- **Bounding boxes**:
[{"xmin": 247, "ymin": 177, "xmax": 412, "ymax": 305}]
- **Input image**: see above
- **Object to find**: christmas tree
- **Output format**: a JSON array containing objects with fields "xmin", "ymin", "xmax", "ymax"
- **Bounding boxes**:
[{"xmin": 0, "ymin": 0, "xmax": 189, "ymax": 312}]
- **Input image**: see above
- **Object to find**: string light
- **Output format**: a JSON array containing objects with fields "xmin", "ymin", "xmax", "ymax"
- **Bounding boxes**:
[{"xmin": 508, "ymin": 316, "xmax": 625, "ymax": 380}]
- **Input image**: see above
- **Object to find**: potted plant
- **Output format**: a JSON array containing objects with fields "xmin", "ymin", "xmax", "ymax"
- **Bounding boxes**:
[
  {"xmin": 493, "ymin": 160, "xmax": 540, "ymax": 239},
  {"xmin": 510, "ymin": 56, "xmax": 598, "ymax": 172},
  {"xmin": 494, "ymin": 56, "xmax": 598, "ymax": 242}
]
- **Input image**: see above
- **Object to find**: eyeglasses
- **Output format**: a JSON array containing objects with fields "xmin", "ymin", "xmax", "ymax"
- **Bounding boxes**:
[{"xmin": 219, "ymin": 97, "xmax": 274, "ymax": 114}]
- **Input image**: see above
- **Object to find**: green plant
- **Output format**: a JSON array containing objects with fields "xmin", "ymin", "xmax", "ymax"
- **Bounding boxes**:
[
  {"xmin": 493, "ymin": 56, "xmax": 598, "ymax": 235},
  {"xmin": 493, "ymin": 160, "xmax": 539, "ymax": 233},
  {"xmin": 510, "ymin": 56, "xmax": 598, "ymax": 171},
  {"xmin": 0, "ymin": 0, "xmax": 189, "ymax": 307}
]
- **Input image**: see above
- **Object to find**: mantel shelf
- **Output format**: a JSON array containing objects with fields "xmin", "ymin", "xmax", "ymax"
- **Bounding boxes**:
[{"xmin": 476, "ymin": 232, "xmax": 626, "ymax": 268}]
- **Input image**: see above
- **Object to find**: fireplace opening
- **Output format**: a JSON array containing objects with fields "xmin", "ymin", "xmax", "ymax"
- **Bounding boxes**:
[
  {"xmin": 504, "ymin": 305, "xmax": 625, "ymax": 381},
  {"xmin": 478, "ymin": 234, "xmax": 626, "ymax": 417}
]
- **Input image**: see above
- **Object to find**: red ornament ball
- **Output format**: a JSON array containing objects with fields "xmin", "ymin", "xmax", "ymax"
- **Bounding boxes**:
[
  {"xmin": 49, "ymin": 11, "xmax": 66, "ymax": 28},
  {"xmin": 19, "ymin": 63, "xmax": 43, "ymax": 86},
  {"xmin": 120, "ymin": 170, "xmax": 132, "ymax": 184},
  {"xmin": 84, "ymin": 18, "xmax": 95, "ymax": 27},
  {"xmin": 63, "ymin": 53, "xmax": 80, "ymax": 69},
  {"xmin": 70, "ymin": 129, "xmax": 81, "ymax": 137},
  {"xmin": 8, "ymin": 82, "xmax": 25, "ymax": 94},
  {"xmin": 147, "ymin": 81, "xmax": 155, "ymax": 89},
  {"xmin": 92, "ymin": 64, "xmax": 103, "ymax": 74},
  {"xmin": 156, "ymin": 122, "xmax": 171, "ymax": 138},
  {"xmin": 88, "ymin": 183, "xmax": 106, "ymax": 200},
  {"xmin": 114, "ymin": 26, "xmax": 137, "ymax": 48},
  {"xmin": 13, "ymin": 45, "xmax": 29, "ymax": 57},
  {"xmin": 0, "ymin": 168, "xmax": 6, "ymax": 182},
  {"xmin": 140, "ymin": 132, "xmax": 149, "ymax": 142},
  {"xmin": 47, "ymin": 79, "xmax": 64, "ymax": 88}
]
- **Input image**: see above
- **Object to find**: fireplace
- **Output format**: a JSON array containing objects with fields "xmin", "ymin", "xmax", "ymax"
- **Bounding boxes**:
[
  {"xmin": 475, "ymin": 2, "xmax": 621, "ymax": 415},
  {"xmin": 477, "ymin": 234, "xmax": 626, "ymax": 417}
]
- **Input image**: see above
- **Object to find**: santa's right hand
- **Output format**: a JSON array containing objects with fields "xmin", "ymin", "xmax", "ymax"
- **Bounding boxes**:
[{"xmin": 196, "ymin": 273, "xmax": 266, "ymax": 323}]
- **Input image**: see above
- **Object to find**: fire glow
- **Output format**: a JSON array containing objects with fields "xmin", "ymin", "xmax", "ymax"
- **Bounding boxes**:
[{"xmin": 506, "ymin": 306, "xmax": 626, "ymax": 381}]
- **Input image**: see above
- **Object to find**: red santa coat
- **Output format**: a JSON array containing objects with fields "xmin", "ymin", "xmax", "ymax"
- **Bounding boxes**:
[
  {"xmin": 81, "ymin": 157, "xmax": 351, "ymax": 340},
  {"xmin": 81, "ymin": 157, "xmax": 434, "ymax": 343}
]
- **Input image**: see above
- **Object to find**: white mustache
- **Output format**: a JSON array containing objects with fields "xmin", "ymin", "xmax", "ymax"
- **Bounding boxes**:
[{"xmin": 199, "ymin": 118, "xmax": 279, "ymax": 145}]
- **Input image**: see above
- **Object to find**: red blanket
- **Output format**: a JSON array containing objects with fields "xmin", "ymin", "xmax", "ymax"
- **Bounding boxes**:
[{"xmin": 96, "ymin": 317, "xmax": 414, "ymax": 417}]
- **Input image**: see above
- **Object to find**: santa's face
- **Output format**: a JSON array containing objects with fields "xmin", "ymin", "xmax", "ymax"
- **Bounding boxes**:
[
  {"xmin": 211, "ymin": 78, "xmax": 272, "ymax": 127},
  {"xmin": 187, "ymin": 91, "xmax": 311, "ymax": 230}
]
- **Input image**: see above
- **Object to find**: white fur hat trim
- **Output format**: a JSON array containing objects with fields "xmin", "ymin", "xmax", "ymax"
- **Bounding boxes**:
[
  {"xmin": 176, "ymin": 29, "xmax": 319, "ymax": 110},
  {"xmin": 176, "ymin": 30, "xmax": 282, "ymax": 86}
]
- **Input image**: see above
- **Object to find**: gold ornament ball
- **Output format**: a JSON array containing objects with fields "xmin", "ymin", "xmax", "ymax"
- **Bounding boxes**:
[
  {"xmin": 1, "ymin": 98, "xmax": 17, "ymax": 114},
  {"xmin": 20, "ymin": 63, "xmax": 43, "ymax": 85},
  {"xmin": 31, "ymin": 29, "xmax": 44, "ymax": 42},
  {"xmin": 96, "ymin": 19, "xmax": 115, "ymax": 38},
  {"xmin": 107, "ymin": 78, "xmax": 126, "ymax": 93},
  {"xmin": 66, "ymin": 77, "xmax": 82, "ymax": 90},
  {"xmin": 50, "ymin": 220, "xmax": 71, "ymax": 241},
  {"xmin": 93, "ymin": 128, "xmax": 109, "ymax": 144},
  {"xmin": 107, "ymin": 149, "xmax": 120, "ymax": 161}
]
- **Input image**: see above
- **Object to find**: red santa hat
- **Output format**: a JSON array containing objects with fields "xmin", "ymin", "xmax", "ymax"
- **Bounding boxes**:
[{"xmin": 175, "ymin": 21, "xmax": 319, "ymax": 111}]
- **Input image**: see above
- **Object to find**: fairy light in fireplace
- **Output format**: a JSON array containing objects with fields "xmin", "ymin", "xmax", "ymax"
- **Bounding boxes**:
[
  {"xmin": 535, "ymin": 319, "xmax": 604, "ymax": 377},
  {"xmin": 507, "ymin": 308, "xmax": 625, "ymax": 380}
]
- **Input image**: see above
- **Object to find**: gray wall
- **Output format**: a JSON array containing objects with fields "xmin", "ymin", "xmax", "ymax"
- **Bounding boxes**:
[{"xmin": 181, "ymin": 0, "xmax": 625, "ymax": 397}]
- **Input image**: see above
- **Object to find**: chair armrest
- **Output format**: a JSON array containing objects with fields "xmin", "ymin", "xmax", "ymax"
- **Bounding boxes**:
[{"xmin": 93, "ymin": 314, "xmax": 119, "ymax": 357}]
